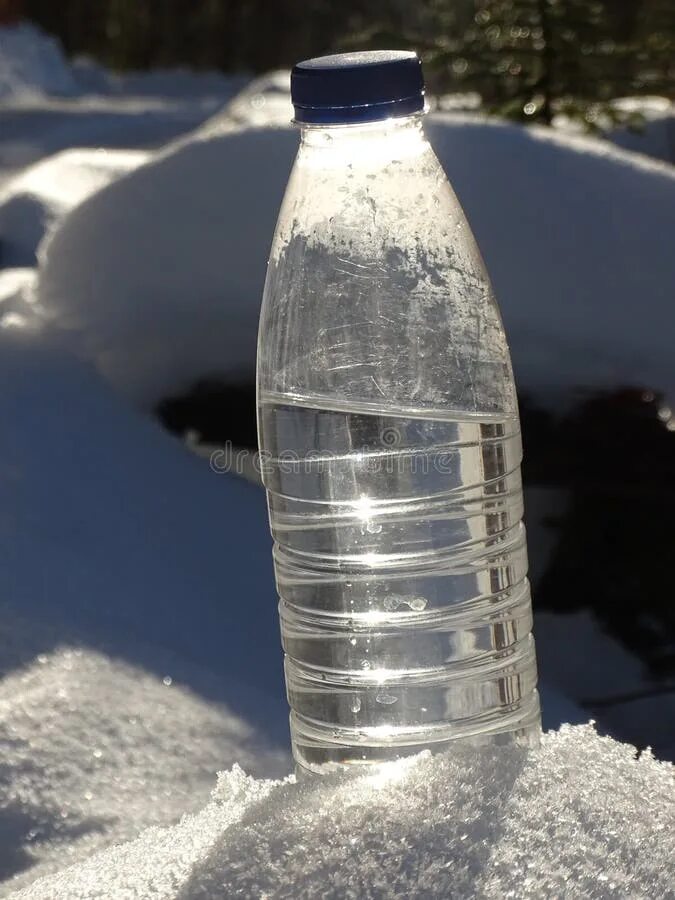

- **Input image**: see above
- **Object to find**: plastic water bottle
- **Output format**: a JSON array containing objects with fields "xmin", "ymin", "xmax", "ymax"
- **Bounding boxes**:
[{"xmin": 257, "ymin": 51, "xmax": 540, "ymax": 774}]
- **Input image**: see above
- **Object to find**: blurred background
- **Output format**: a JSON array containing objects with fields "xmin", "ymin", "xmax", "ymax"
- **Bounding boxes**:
[
  {"xmin": 4, "ymin": 0, "xmax": 673, "ymax": 129},
  {"xmin": 0, "ymin": 5, "xmax": 674, "ymax": 880}
]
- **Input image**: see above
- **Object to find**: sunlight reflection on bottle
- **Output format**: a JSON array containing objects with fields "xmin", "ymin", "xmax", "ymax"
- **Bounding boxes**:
[{"xmin": 363, "ymin": 752, "xmax": 427, "ymax": 790}]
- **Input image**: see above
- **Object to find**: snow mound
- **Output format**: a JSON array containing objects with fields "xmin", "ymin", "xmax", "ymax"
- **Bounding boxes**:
[
  {"xmin": 38, "ymin": 124, "xmax": 298, "ymax": 402},
  {"xmin": 109, "ymin": 68, "xmax": 245, "ymax": 102},
  {"xmin": 14, "ymin": 726, "xmax": 674, "ymax": 900},
  {"xmin": 609, "ymin": 97, "xmax": 675, "ymax": 165},
  {"xmin": 0, "ymin": 23, "xmax": 76, "ymax": 102},
  {"xmin": 69, "ymin": 56, "xmax": 245, "ymax": 102},
  {"xmin": 0, "ymin": 149, "xmax": 148, "ymax": 266},
  {"xmin": 37, "ymin": 113, "xmax": 675, "ymax": 407},
  {"xmin": 0, "ymin": 319, "xmax": 291, "ymax": 889},
  {"xmin": 0, "ymin": 324, "xmax": 289, "ymax": 736},
  {"xmin": 9, "ymin": 765, "xmax": 280, "ymax": 900},
  {"xmin": 0, "ymin": 268, "xmax": 36, "ymax": 328},
  {"xmin": 536, "ymin": 612, "xmax": 675, "ymax": 759},
  {"xmin": 0, "ymin": 644, "xmax": 284, "ymax": 894},
  {"xmin": 222, "ymin": 70, "xmax": 292, "ymax": 129}
]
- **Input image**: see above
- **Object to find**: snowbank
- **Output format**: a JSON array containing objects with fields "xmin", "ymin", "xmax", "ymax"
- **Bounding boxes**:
[
  {"xmin": 38, "ymin": 124, "xmax": 297, "ymax": 402},
  {"xmin": 0, "ymin": 321, "xmax": 290, "ymax": 726},
  {"xmin": 0, "ymin": 148, "xmax": 147, "ymax": 265},
  {"xmin": 1, "ymin": 73, "xmax": 673, "ymax": 898},
  {"xmin": 0, "ymin": 23, "xmax": 76, "ymax": 102},
  {"xmin": 0, "ymin": 316, "xmax": 291, "ymax": 886},
  {"xmin": 0, "ymin": 267, "xmax": 36, "ymax": 327},
  {"xmin": 0, "ymin": 22, "xmax": 242, "ymax": 107},
  {"xmin": 69, "ymin": 55, "xmax": 244, "ymax": 101},
  {"xmin": 106, "ymin": 68, "xmax": 245, "ymax": 102},
  {"xmin": 12, "ymin": 726, "xmax": 674, "ymax": 899},
  {"xmin": 535, "ymin": 611, "xmax": 675, "ymax": 759},
  {"xmin": 608, "ymin": 97, "xmax": 675, "ymax": 165},
  {"xmin": 37, "ymin": 112, "xmax": 675, "ymax": 407},
  {"xmin": 0, "ymin": 644, "xmax": 286, "ymax": 894},
  {"xmin": 220, "ymin": 70, "xmax": 292, "ymax": 129}
]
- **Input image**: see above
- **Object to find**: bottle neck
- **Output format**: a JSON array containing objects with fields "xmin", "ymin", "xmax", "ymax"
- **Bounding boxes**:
[{"xmin": 298, "ymin": 113, "xmax": 427, "ymax": 166}]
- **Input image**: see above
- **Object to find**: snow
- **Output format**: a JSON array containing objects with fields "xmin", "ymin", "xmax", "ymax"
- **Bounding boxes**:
[
  {"xmin": 0, "ymin": 149, "xmax": 147, "ymax": 265},
  {"xmin": 0, "ymin": 24, "xmax": 243, "ymax": 185},
  {"xmin": 0, "ymin": 645, "xmax": 286, "ymax": 893},
  {"xmin": 0, "ymin": 23, "xmax": 76, "ymax": 102},
  {"xmin": 535, "ymin": 612, "xmax": 675, "ymax": 758},
  {"xmin": 0, "ymin": 319, "xmax": 289, "ymax": 890},
  {"xmin": 68, "ymin": 54, "xmax": 245, "ymax": 102},
  {"xmin": 100, "ymin": 67, "xmax": 245, "ymax": 103},
  {"xmin": 608, "ymin": 98, "xmax": 675, "ymax": 165},
  {"xmin": 0, "ymin": 21, "xmax": 241, "ymax": 108},
  {"xmin": 0, "ymin": 328, "xmax": 288, "ymax": 722},
  {"xmin": 222, "ymin": 70, "xmax": 293, "ymax": 129},
  {"xmin": 0, "ymin": 267, "xmax": 36, "ymax": 328},
  {"xmin": 36, "ymin": 109, "xmax": 675, "ymax": 408},
  {"xmin": 11, "ymin": 726, "xmax": 674, "ymax": 900}
]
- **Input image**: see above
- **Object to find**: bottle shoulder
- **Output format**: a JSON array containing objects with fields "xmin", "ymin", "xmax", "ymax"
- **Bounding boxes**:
[{"xmin": 258, "ymin": 133, "xmax": 517, "ymax": 418}]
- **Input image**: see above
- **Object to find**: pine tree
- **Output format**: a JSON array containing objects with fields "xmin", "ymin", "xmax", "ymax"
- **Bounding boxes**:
[{"xmin": 350, "ymin": 0, "xmax": 674, "ymax": 130}]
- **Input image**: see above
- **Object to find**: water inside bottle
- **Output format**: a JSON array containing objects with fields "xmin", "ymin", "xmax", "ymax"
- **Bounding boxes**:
[{"xmin": 259, "ymin": 391, "xmax": 540, "ymax": 772}]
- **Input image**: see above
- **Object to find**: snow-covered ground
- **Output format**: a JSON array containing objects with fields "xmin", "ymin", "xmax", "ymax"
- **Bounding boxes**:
[
  {"xmin": 10, "ymin": 726, "xmax": 675, "ymax": 900},
  {"xmin": 0, "ymin": 314, "xmax": 290, "ymax": 892},
  {"xmin": 0, "ymin": 21, "xmax": 674, "ymax": 897},
  {"xmin": 0, "ymin": 23, "xmax": 76, "ymax": 102},
  {"xmin": 607, "ymin": 97, "xmax": 675, "ymax": 165},
  {"xmin": 0, "ymin": 22, "xmax": 240, "ymax": 190}
]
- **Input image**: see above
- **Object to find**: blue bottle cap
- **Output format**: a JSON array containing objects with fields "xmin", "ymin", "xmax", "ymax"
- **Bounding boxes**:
[{"xmin": 291, "ymin": 50, "xmax": 425, "ymax": 125}]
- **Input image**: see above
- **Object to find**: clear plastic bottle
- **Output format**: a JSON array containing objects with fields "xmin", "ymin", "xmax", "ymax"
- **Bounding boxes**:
[{"xmin": 257, "ymin": 51, "xmax": 540, "ymax": 774}]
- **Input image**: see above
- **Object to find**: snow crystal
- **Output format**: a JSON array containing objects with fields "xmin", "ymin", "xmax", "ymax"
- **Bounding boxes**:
[
  {"xmin": 7, "ymin": 765, "xmax": 280, "ymax": 900},
  {"xmin": 13, "ymin": 726, "xmax": 674, "ymax": 899}
]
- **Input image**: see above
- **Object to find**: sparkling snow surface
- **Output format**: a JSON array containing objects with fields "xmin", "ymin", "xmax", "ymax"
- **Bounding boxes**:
[
  {"xmin": 11, "ymin": 726, "xmax": 674, "ymax": 900},
  {"xmin": 0, "ymin": 645, "xmax": 286, "ymax": 894}
]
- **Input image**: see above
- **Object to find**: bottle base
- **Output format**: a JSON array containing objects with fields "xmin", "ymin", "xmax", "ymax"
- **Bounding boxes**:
[{"xmin": 291, "ymin": 690, "xmax": 541, "ymax": 776}]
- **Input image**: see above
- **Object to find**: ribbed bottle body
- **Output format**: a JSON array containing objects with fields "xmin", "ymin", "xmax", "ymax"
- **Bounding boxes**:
[{"xmin": 257, "ymin": 116, "xmax": 540, "ymax": 773}]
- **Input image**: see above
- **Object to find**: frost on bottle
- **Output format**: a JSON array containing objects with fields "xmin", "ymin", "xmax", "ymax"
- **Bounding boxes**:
[{"xmin": 257, "ymin": 51, "xmax": 541, "ymax": 773}]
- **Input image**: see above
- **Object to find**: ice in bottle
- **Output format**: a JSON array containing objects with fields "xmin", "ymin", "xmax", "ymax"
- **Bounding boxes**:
[{"xmin": 256, "ymin": 51, "xmax": 541, "ymax": 774}]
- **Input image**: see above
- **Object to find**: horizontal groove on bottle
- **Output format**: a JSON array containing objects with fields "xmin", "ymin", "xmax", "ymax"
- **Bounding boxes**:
[
  {"xmin": 273, "ymin": 520, "xmax": 527, "ymax": 571},
  {"xmin": 261, "ymin": 397, "xmax": 539, "ymax": 759},
  {"xmin": 285, "ymin": 631, "xmax": 536, "ymax": 686},
  {"xmin": 264, "ymin": 462, "xmax": 523, "ymax": 508},
  {"xmin": 262, "ymin": 424, "xmax": 520, "ymax": 463},
  {"xmin": 279, "ymin": 577, "xmax": 531, "ymax": 629},
  {"xmin": 290, "ymin": 688, "xmax": 541, "ymax": 749},
  {"xmin": 274, "ymin": 523, "xmax": 527, "ymax": 580},
  {"xmin": 268, "ymin": 481, "xmax": 523, "ymax": 531}
]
